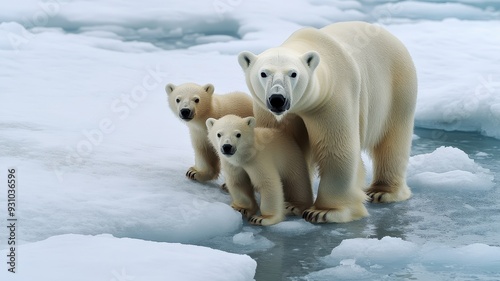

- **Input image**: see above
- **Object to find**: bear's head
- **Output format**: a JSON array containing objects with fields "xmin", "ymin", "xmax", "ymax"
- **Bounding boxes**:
[
  {"xmin": 206, "ymin": 115, "xmax": 256, "ymax": 165},
  {"xmin": 238, "ymin": 48, "xmax": 320, "ymax": 118},
  {"xmin": 165, "ymin": 82, "xmax": 214, "ymax": 123}
]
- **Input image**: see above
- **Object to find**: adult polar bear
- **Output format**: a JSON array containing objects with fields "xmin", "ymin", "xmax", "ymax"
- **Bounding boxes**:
[{"xmin": 238, "ymin": 21, "xmax": 417, "ymax": 223}]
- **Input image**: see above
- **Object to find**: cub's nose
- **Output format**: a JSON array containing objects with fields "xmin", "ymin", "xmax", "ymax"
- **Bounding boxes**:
[
  {"xmin": 179, "ymin": 108, "xmax": 192, "ymax": 120},
  {"xmin": 221, "ymin": 144, "xmax": 235, "ymax": 156}
]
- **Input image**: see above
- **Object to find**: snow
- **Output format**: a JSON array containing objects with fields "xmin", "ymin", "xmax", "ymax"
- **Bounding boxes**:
[
  {"xmin": 0, "ymin": 0, "xmax": 499, "ymax": 280},
  {"xmin": 228, "ymin": 228, "xmax": 274, "ymax": 253},
  {"xmin": 0, "ymin": 234, "xmax": 256, "ymax": 281},
  {"xmin": 387, "ymin": 20, "xmax": 500, "ymax": 139},
  {"xmin": 305, "ymin": 236, "xmax": 500, "ymax": 280},
  {"xmin": 408, "ymin": 146, "xmax": 495, "ymax": 190},
  {"xmin": 268, "ymin": 220, "xmax": 321, "ymax": 236},
  {"xmin": 373, "ymin": 1, "xmax": 499, "ymax": 21},
  {"xmin": 233, "ymin": 232, "xmax": 257, "ymax": 246},
  {"xmin": 306, "ymin": 260, "xmax": 374, "ymax": 281},
  {"xmin": 325, "ymin": 237, "xmax": 419, "ymax": 263}
]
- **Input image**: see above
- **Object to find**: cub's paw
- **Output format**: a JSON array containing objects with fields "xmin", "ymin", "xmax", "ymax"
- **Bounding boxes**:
[
  {"xmin": 284, "ymin": 202, "xmax": 303, "ymax": 216},
  {"xmin": 185, "ymin": 167, "xmax": 198, "ymax": 180},
  {"xmin": 366, "ymin": 185, "xmax": 411, "ymax": 203},
  {"xmin": 248, "ymin": 215, "xmax": 283, "ymax": 226},
  {"xmin": 220, "ymin": 183, "xmax": 229, "ymax": 193},
  {"xmin": 185, "ymin": 167, "xmax": 216, "ymax": 182},
  {"xmin": 303, "ymin": 205, "xmax": 368, "ymax": 224}
]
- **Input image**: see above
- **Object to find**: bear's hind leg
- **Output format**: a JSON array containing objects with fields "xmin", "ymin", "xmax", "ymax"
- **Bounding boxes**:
[
  {"xmin": 366, "ymin": 122, "xmax": 413, "ymax": 203},
  {"xmin": 367, "ymin": 67, "xmax": 416, "ymax": 203}
]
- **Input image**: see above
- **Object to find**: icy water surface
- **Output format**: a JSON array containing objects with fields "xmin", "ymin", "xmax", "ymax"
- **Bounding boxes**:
[{"xmin": 201, "ymin": 128, "xmax": 500, "ymax": 280}]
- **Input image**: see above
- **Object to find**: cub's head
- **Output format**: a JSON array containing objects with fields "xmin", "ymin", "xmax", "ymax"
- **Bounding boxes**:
[
  {"xmin": 165, "ymin": 82, "xmax": 214, "ymax": 123},
  {"xmin": 238, "ymin": 48, "xmax": 320, "ymax": 118},
  {"xmin": 206, "ymin": 115, "xmax": 256, "ymax": 163}
]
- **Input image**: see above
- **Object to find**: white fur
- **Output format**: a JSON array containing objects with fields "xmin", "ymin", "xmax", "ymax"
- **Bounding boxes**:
[
  {"xmin": 238, "ymin": 21, "xmax": 417, "ymax": 223},
  {"xmin": 206, "ymin": 115, "xmax": 313, "ymax": 226},
  {"xmin": 166, "ymin": 82, "xmax": 253, "ymax": 182}
]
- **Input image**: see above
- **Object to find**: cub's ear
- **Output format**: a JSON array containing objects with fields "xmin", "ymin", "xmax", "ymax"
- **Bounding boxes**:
[
  {"xmin": 206, "ymin": 118, "xmax": 217, "ymax": 130},
  {"xmin": 238, "ymin": 51, "xmax": 257, "ymax": 70},
  {"xmin": 301, "ymin": 51, "xmax": 320, "ymax": 72},
  {"xmin": 245, "ymin": 116, "xmax": 256, "ymax": 128},
  {"xmin": 203, "ymin": 83, "xmax": 215, "ymax": 95},
  {"xmin": 165, "ymin": 83, "xmax": 176, "ymax": 95}
]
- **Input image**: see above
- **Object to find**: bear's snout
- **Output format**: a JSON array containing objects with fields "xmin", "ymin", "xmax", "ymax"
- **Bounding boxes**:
[
  {"xmin": 267, "ymin": 94, "xmax": 290, "ymax": 115},
  {"xmin": 221, "ymin": 144, "xmax": 236, "ymax": 156},
  {"xmin": 179, "ymin": 108, "xmax": 193, "ymax": 120}
]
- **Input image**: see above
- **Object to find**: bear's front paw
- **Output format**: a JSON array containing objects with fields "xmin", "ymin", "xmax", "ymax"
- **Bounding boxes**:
[
  {"xmin": 367, "ymin": 191, "xmax": 388, "ymax": 203},
  {"xmin": 302, "ymin": 208, "xmax": 330, "ymax": 223}
]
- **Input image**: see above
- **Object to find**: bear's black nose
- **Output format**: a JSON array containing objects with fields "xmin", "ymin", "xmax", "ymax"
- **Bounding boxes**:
[
  {"xmin": 269, "ymin": 94, "xmax": 285, "ymax": 108},
  {"xmin": 267, "ymin": 94, "xmax": 289, "ymax": 114},
  {"xmin": 221, "ymin": 144, "xmax": 235, "ymax": 155},
  {"xmin": 180, "ymin": 108, "xmax": 192, "ymax": 120}
]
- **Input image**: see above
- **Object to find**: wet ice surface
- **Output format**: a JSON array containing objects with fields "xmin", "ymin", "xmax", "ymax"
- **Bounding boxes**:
[
  {"xmin": 199, "ymin": 130, "xmax": 500, "ymax": 280},
  {"xmin": 1, "ymin": 234, "xmax": 256, "ymax": 281},
  {"xmin": 1, "ymin": 0, "xmax": 500, "ymax": 280}
]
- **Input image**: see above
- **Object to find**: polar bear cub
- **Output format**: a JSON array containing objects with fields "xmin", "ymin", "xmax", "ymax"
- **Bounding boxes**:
[
  {"xmin": 206, "ymin": 114, "xmax": 313, "ymax": 226},
  {"xmin": 166, "ymin": 83, "xmax": 253, "ymax": 182}
]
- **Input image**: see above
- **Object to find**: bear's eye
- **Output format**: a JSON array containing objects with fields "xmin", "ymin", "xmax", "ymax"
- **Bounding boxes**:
[
  {"xmin": 194, "ymin": 98, "xmax": 200, "ymax": 103},
  {"xmin": 236, "ymin": 133, "xmax": 241, "ymax": 138},
  {"xmin": 290, "ymin": 72, "xmax": 297, "ymax": 78},
  {"xmin": 217, "ymin": 133, "xmax": 221, "ymax": 138},
  {"xmin": 260, "ymin": 72, "xmax": 267, "ymax": 78},
  {"xmin": 175, "ymin": 98, "xmax": 180, "ymax": 103}
]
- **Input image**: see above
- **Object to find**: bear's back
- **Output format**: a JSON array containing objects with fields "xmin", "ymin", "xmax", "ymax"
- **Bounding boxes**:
[
  {"xmin": 212, "ymin": 92, "xmax": 253, "ymax": 119},
  {"xmin": 320, "ymin": 22, "xmax": 414, "ymax": 70},
  {"xmin": 281, "ymin": 21, "xmax": 412, "ymax": 69}
]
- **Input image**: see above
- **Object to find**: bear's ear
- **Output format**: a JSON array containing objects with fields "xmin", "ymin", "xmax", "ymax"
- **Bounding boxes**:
[
  {"xmin": 165, "ymin": 83, "xmax": 176, "ymax": 95},
  {"xmin": 203, "ymin": 83, "xmax": 215, "ymax": 95},
  {"xmin": 301, "ymin": 51, "xmax": 320, "ymax": 72},
  {"xmin": 238, "ymin": 51, "xmax": 257, "ymax": 70},
  {"xmin": 206, "ymin": 118, "xmax": 216, "ymax": 130},
  {"xmin": 245, "ymin": 117, "xmax": 256, "ymax": 128}
]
